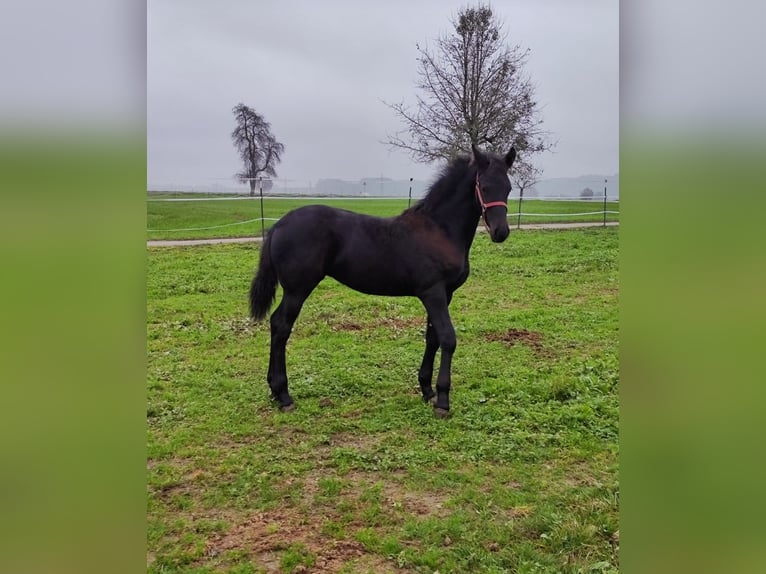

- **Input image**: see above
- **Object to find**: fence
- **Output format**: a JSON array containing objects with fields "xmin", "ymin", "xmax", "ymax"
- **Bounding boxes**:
[
  {"xmin": 147, "ymin": 176, "xmax": 619, "ymax": 238},
  {"xmin": 147, "ymin": 177, "xmax": 429, "ymax": 198}
]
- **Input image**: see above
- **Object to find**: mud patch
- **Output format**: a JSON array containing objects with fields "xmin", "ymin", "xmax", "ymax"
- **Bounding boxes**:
[
  {"xmin": 332, "ymin": 321, "xmax": 364, "ymax": 332},
  {"xmin": 486, "ymin": 328, "xmax": 550, "ymax": 356}
]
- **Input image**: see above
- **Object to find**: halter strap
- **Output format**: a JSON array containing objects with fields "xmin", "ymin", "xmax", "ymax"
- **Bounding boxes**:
[{"xmin": 475, "ymin": 172, "xmax": 507, "ymax": 231}]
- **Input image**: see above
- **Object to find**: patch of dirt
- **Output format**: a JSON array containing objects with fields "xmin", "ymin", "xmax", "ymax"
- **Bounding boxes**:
[
  {"xmin": 374, "ymin": 317, "xmax": 423, "ymax": 330},
  {"xmin": 153, "ymin": 437, "xmax": 452, "ymax": 571},
  {"xmin": 303, "ymin": 431, "xmax": 451, "ymax": 521},
  {"xmin": 341, "ymin": 469, "xmax": 449, "ymax": 519},
  {"xmin": 299, "ymin": 465, "xmax": 449, "ymax": 521},
  {"xmin": 147, "ymin": 455, "xmax": 195, "ymax": 471},
  {"xmin": 299, "ymin": 473, "xmax": 323, "ymax": 505},
  {"xmin": 185, "ymin": 469, "xmax": 205, "ymax": 481},
  {"xmin": 216, "ymin": 425, "xmax": 310, "ymax": 448},
  {"xmin": 561, "ymin": 456, "xmax": 615, "ymax": 490},
  {"xmin": 155, "ymin": 463, "xmax": 451, "ymax": 571},
  {"xmin": 344, "ymin": 554, "xmax": 400, "ymax": 573},
  {"xmin": 327, "ymin": 432, "xmax": 382, "ymax": 451},
  {"xmin": 147, "ymin": 456, "xmax": 209, "ymax": 500},
  {"xmin": 332, "ymin": 321, "xmax": 364, "ymax": 332},
  {"xmin": 222, "ymin": 316, "xmax": 257, "ymax": 335},
  {"xmin": 206, "ymin": 507, "xmax": 369, "ymax": 572},
  {"xmin": 486, "ymin": 328, "xmax": 550, "ymax": 356},
  {"xmin": 330, "ymin": 316, "xmax": 423, "ymax": 333},
  {"xmin": 507, "ymin": 505, "xmax": 534, "ymax": 519},
  {"xmin": 385, "ymin": 487, "xmax": 448, "ymax": 518},
  {"xmin": 151, "ymin": 477, "xmax": 202, "ymax": 501}
]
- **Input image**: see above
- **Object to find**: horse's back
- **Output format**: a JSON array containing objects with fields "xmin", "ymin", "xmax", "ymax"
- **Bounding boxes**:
[
  {"xmin": 269, "ymin": 205, "xmax": 463, "ymax": 296},
  {"xmin": 266, "ymin": 205, "xmax": 377, "ymax": 290},
  {"xmin": 270, "ymin": 204, "xmax": 383, "ymax": 251},
  {"xmin": 270, "ymin": 203, "xmax": 396, "ymax": 261}
]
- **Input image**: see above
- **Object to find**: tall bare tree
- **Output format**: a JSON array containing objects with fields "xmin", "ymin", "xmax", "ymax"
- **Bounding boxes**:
[
  {"xmin": 386, "ymin": 4, "xmax": 551, "ymax": 170},
  {"xmin": 231, "ymin": 103, "xmax": 285, "ymax": 195}
]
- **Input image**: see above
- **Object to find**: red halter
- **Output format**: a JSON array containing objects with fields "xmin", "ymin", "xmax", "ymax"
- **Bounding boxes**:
[{"xmin": 475, "ymin": 172, "xmax": 507, "ymax": 231}]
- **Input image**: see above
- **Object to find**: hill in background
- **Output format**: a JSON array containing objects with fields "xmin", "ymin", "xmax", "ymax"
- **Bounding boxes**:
[
  {"xmin": 530, "ymin": 174, "xmax": 619, "ymax": 199},
  {"xmin": 148, "ymin": 173, "xmax": 619, "ymax": 199}
]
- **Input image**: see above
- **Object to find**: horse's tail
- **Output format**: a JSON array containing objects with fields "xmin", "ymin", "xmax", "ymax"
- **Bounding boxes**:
[{"xmin": 250, "ymin": 229, "xmax": 278, "ymax": 321}]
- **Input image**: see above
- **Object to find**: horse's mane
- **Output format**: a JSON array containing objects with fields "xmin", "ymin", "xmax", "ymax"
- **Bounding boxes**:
[{"xmin": 405, "ymin": 155, "xmax": 474, "ymax": 216}]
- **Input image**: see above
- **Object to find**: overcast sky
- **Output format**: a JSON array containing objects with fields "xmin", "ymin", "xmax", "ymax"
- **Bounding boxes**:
[{"xmin": 147, "ymin": 0, "xmax": 618, "ymax": 187}]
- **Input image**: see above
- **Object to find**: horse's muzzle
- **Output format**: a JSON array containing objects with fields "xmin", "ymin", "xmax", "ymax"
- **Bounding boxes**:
[{"xmin": 491, "ymin": 225, "xmax": 510, "ymax": 243}]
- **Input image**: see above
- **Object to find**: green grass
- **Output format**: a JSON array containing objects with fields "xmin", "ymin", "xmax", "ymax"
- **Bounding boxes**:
[
  {"xmin": 146, "ymin": 195, "xmax": 619, "ymax": 240},
  {"xmin": 147, "ymin": 228, "xmax": 619, "ymax": 573}
]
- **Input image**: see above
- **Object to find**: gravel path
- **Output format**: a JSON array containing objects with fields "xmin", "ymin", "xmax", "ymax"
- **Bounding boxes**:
[{"xmin": 147, "ymin": 221, "xmax": 618, "ymax": 247}]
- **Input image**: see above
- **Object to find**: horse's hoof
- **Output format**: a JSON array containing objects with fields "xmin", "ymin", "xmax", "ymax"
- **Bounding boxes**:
[
  {"xmin": 433, "ymin": 407, "xmax": 450, "ymax": 419},
  {"xmin": 423, "ymin": 394, "xmax": 436, "ymax": 404},
  {"xmin": 280, "ymin": 403, "xmax": 296, "ymax": 413}
]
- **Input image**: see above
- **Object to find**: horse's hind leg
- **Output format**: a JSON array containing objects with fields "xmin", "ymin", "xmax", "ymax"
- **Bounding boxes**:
[{"xmin": 267, "ymin": 290, "xmax": 309, "ymax": 411}]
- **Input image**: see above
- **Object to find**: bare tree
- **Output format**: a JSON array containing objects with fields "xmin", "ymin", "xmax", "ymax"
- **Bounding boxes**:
[
  {"xmin": 511, "ymin": 160, "xmax": 542, "ymax": 228},
  {"xmin": 512, "ymin": 160, "xmax": 542, "ymax": 199},
  {"xmin": 231, "ymin": 103, "xmax": 285, "ymax": 196},
  {"xmin": 386, "ymin": 4, "xmax": 551, "ymax": 170}
]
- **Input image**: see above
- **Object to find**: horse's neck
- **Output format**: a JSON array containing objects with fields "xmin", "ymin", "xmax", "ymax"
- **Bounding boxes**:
[{"xmin": 430, "ymin": 188, "xmax": 481, "ymax": 256}]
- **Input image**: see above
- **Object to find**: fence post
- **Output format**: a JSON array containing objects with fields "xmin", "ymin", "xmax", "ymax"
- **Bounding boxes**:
[
  {"xmin": 408, "ymin": 177, "xmax": 413, "ymax": 208},
  {"xmin": 603, "ymin": 178, "xmax": 607, "ymax": 227},
  {"xmin": 517, "ymin": 187, "xmax": 523, "ymax": 229},
  {"xmin": 259, "ymin": 177, "xmax": 265, "ymax": 239}
]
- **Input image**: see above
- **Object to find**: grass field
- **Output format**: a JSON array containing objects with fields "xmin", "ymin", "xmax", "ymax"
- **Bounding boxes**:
[
  {"xmin": 147, "ymin": 227, "xmax": 619, "ymax": 573},
  {"xmin": 146, "ymin": 195, "xmax": 620, "ymax": 241}
]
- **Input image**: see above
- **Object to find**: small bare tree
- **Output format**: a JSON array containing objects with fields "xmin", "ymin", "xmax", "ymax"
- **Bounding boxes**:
[
  {"xmin": 231, "ymin": 103, "xmax": 285, "ymax": 196},
  {"xmin": 511, "ymin": 160, "xmax": 542, "ymax": 228},
  {"xmin": 386, "ymin": 4, "xmax": 551, "ymax": 170},
  {"xmin": 512, "ymin": 161, "xmax": 542, "ymax": 199}
]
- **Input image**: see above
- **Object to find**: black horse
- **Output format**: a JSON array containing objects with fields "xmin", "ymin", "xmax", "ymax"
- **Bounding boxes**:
[{"xmin": 250, "ymin": 144, "xmax": 516, "ymax": 417}]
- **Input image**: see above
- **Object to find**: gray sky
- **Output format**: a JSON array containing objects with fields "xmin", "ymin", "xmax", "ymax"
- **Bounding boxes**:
[{"xmin": 147, "ymin": 0, "xmax": 618, "ymax": 187}]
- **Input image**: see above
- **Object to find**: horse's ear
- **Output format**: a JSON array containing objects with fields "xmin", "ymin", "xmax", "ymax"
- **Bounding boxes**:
[
  {"xmin": 505, "ymin": 147, "xmax": 517, "ymax": 169},
  {"xmin": 470, "ymin": 144, "xmax": 489, "ymax": 169}
]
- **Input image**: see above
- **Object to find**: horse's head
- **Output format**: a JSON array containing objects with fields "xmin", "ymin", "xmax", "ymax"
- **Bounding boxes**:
[{"xmin": 471, "ymin": 144, "xmax": 516, "ymax": 243}]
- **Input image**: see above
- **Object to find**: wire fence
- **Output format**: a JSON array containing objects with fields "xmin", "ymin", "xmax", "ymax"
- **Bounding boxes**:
[{"xmin": 147, "ymin": 176, "xmax": 619, "ymax": 237}]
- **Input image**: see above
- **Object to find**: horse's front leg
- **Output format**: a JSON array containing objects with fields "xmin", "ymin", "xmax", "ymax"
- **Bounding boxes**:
[
  {"xmin": 417, "ymin": 319, "xmax": 438, "ymax": 403},
  {"xmin": 419, "ymin": 289, "xmax": 456, "ymax": 418}
]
